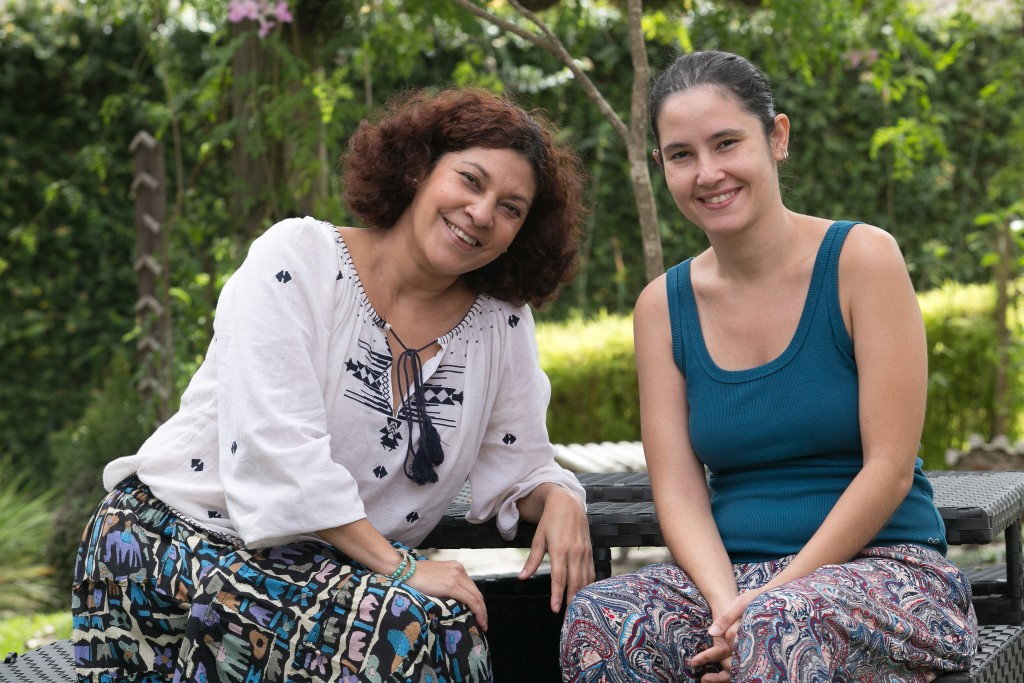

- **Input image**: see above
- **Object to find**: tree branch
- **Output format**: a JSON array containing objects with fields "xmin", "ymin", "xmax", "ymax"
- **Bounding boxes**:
[{"xmin": 450, "ymin": 0, "xmax": 628, "ymax": 139}]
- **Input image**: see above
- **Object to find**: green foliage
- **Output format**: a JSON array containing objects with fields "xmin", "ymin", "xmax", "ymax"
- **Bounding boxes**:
[
  {"xmin": 537, "ymin": 280, "xmax": 1024, "ymax": 470},
  {"xmin": 0, "ymin": 611, "xmax": 71, "ymax": 657},
  {"xmin": 0, "ymin": 462, "xmax": 61, "ymax": 618},
  {"xmin": 919, "ymin": 280, "xmax": 1024, "ymax": 468},
  {"xmin": 538, "ymin": 312, "xmax": 640, "ymax": 444},
  {"xmin": 44, "ymin": 354, "xmax": 148, "ymax": 598},
  {"xmin": 2, "ymin": 0, "xmax": 1023, "ymax": 490},
  {"xmin": 0, "ymin": 1, "xmax": 158, "ymax": 479}
]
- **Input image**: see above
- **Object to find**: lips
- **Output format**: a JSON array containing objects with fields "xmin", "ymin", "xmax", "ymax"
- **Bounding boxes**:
[{"xmin": 445, "ymin": 219, "xmax": 480, "ymax": 247}]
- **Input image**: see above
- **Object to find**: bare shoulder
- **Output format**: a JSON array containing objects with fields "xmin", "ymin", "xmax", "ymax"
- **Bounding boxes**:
[
  {"xmin": 841, "ymin": 223, "xmax": 905, "ymax": 266},
  {"xmin": 633, "ymin": 273, "xmax": 673, "ymax": 352},
  {"xmin": 833, "ymin": 223, "xmax": 910, "ymax": 288},
  {"xmin": 635, "ymin": 272, "xmax": 669, "ymax": 316}
]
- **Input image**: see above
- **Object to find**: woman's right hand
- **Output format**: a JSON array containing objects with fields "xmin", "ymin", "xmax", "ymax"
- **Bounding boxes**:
[
  {"xmin": 318, "ymin": 519, "xmax": 489, "ymax": 630},
  {"xmin": 689, "ymin": 634, "xmax": 732, "ymax": 682},
  {"xmin": 405, "ymin": 558, "xmax": 489, "ymax": 631}
]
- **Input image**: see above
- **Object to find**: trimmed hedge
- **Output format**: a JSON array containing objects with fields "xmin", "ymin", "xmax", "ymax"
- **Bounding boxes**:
[
  {"xmin": 539, "ymin": 281, "xmax": 1023, "ymax": 470},
  {"xmin": 537, "ymin": 312, "xmax": 639, "ymax": 446},
  {"xmin": 919, "ymin": 281, "xmax": 1023, "ymax": 468}
]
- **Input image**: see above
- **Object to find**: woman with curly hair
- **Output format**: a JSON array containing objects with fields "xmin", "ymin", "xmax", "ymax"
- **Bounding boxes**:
[{"xmin": 72, "ymin": 87, "xmax": 593, "ymax": 683}]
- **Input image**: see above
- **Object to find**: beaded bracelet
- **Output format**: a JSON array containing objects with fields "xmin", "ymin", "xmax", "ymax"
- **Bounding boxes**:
[
  {"xmin": 386, "ymin": 550, "xmax": 409, "ymax": 581},
  {"xmin": 396, "ymin": 554, "xmax": 417, "ymax": 583}
]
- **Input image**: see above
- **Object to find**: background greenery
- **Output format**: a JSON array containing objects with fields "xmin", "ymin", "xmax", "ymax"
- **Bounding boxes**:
[{"xmin": 1, "ymin": 0, "xmax": 1022, "ymax": 633}]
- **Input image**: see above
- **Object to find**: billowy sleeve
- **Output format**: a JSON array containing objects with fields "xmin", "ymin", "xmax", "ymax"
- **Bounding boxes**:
[
  {"xmin": 466, "ymin": 305, "xmax": 586, "ymax": 539},
  {"xmin": 214, "ymin": 218, "xmax": 365, "ymax": 547}
]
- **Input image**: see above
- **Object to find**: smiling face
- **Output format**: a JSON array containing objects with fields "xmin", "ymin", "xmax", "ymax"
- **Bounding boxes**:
[
  {"xmin": 400, "ymin": 146, "xmax": 536, "ymax": 279},
  {"xmin": 654, "ymin": 85, "xmax": 788, "ymax": 237}
]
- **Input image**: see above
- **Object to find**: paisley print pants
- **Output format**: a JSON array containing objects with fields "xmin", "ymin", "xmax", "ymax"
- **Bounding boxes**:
[
  {"xmin": 72, "ymin": 476, "xmax": 491, "ymax": 683},
  {"xmin": 560, "ymin": 544, "xmax": 977, "ymax": 682}
]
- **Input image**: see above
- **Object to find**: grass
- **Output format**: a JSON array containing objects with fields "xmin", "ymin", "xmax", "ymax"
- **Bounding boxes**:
[{"xmin": 0, "ymin": 610, "xmax": 71, "ymax": 656}]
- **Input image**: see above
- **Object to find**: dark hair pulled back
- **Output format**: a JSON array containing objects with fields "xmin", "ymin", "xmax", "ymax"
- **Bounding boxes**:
[{"xmin": 649, "ymin": 50, "xmax": 778, "ymax": 145}]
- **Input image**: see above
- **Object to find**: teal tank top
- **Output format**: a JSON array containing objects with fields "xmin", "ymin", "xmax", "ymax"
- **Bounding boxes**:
[{"xmin": 666, "ymin": 220, "xmax": 947, "ymax": 562}]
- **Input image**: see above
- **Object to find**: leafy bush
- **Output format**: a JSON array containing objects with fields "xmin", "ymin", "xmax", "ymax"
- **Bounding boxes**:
[
  {"xmin": 919, "ymin": 280, "xmax": 1023, "ymax": 467},
  {"xmin": 538, "ymin": 311, "xmax": 639, "ymax": 444},
  {"xmin": 44, "ymin": 354, "xmax": 148, "ymax": 599},
  {"xmin": 0, "ymin": 462, "xmax": 61, "ymax": 618},
  {"xmin": 0, "ymin": 2, "xmax": 159, "ymax": 480},
  {"xmin": 537, "ymin": 284, "xmax": 1024, "ymax": 471}
]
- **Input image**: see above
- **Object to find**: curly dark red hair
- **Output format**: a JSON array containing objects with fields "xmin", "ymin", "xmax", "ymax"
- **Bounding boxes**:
[{"xmin": 342, "ymin": 87, "xmax": 588, "ymax": 308}]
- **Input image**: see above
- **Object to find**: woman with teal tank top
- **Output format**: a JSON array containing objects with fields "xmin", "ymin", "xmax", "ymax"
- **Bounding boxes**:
[{"xmin": 560, "ymin": 50, "xmax": 977, "ymax": 682}]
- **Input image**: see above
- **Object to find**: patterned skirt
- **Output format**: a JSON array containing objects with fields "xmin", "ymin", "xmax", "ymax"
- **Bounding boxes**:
[
  {"xmin": 560, "ymin": 544, "xmax": 977, "ymax": 682},
  {"xmin": 71, "ymin": 476, "xmax": 491, "ymax": 683}
]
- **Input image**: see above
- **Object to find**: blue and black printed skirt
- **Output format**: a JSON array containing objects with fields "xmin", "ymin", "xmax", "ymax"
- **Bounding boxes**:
[{"xmin": 71, "ymin": 475, "xmax": 490, "ymax": 683}]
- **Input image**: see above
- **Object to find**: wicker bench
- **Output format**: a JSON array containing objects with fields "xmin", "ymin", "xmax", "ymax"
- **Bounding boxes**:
[
  {"xmin": 4, "ymin": 626, "xmax": 1024, "ymax": 682},
  {"xmin": 6, "ymin": 469, "xmax": 1024, "ymax": 681}
]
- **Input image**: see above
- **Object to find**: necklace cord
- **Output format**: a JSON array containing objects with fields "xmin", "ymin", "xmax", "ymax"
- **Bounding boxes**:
[{"xmin": 390, "ymin": 328, "xmax": 445, "ymax": 485}]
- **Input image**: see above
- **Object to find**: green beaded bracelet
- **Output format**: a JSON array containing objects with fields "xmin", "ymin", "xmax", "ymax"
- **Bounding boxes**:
[
  {"xmin": 386, "ymin": 550, "xmax": 409, "ymax": 581},
  {"xmin": 396, "ymin": 553, "xmax": 417, "ymax": 583}
]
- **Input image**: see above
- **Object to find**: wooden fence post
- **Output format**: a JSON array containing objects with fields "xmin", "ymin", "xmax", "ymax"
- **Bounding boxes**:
[{"xmin": 130, "ymin": 130, "xmax": 171, "ymax": 423}]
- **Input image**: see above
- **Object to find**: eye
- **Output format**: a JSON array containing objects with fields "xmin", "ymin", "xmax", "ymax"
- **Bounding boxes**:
[
  {"xmin": 459, "ymin": 171, "xmax": 481, "ymax": 188},
  {"xmin": 501, "ymin": 203, "xmax": 523, "ymax": 219},
  {"xmin": 668, "ymin": 150, "xmax": 691, "ymax": 161},
  {"xmin": 718, "ymin": 138, "xmax": 738, "ymax": 150}
]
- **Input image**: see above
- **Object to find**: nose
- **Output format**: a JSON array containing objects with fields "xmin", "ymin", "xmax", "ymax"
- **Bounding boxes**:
[
  {"xmin": 465, "ymin": 196, "xmax": 495, "ymax": 228},
  {"xmin": 696, "ymin": 155, "xmax": 724, "ymax": 186}
]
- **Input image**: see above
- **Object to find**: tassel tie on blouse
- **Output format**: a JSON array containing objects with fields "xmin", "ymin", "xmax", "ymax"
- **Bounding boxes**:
[{"xmin": 389, "ymin": 327, "xmax": 445, "ymax": 485}]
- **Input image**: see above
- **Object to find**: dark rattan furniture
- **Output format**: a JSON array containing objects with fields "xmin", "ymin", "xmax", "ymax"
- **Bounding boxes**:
[
  {"xmin": 4, "ymin": 620, "xmax": 1023, "ymax": 683},
  {"xmin": 5, "ymin": 470, "xmax": 1024, "ymax": 681},
  {"xmin": 577, "ymin": 470, "xmax": 1024, "ymax": 626},
  {"xmin": 419, "ymin": 469, "xmax": 1024, "ymax": 681}
]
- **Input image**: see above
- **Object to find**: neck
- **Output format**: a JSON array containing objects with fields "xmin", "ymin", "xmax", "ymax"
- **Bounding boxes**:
[
  {"xmin": 704, "ymin": 206, "xmax": 800, "ymax": 284},
  {"xmin": 366, "ymin": 228, "xmax": 466, "ymax": 309}
]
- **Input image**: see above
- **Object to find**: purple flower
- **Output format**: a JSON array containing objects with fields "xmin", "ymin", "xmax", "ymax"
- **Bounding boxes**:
[
  {"xmin": 390, "ymin": 593, "xmax": 411, "ymax": 617},
  {"xmin": 227, "ymin": 0, "xmax": 293, "ymax": 38},
  {"xmin": 227, "ymin": 0, "xmax": 259, "ymax": 23},
  {"xmin": 273, "ymin": 1, "xmax": 293, "ymax": 22}
]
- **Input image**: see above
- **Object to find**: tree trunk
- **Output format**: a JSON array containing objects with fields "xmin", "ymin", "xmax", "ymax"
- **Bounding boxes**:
[
  {"xmin": 625, "ymin": 0, "xmax": 664, "ymax": 281},
  {"xmin": 992, "ymin": 218, "xmax": 1011, "ymax": 437},
  {"xmin": 231, "ymin": 22, "xmax": 273, "ymax": 236},
  {"xmin": 454, "ymin": 0, "xmax": 666, "ymax": 281}
]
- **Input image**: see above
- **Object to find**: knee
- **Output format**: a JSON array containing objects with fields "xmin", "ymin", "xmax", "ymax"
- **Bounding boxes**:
[
  {"xmin": 563, "ymin": 582, "xmax": 616, "ymax": 629},
  {"xmin": 377, "ymin": 584, "xmax": 431, "ymax": 627}
]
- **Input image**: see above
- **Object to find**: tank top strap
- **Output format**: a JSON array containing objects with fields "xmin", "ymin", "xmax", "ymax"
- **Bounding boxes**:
[
  {"xmin": 666, "ymin": 258, "xmax": 693, "ymax": 377},
  {"xmin": 821, "ymin": 220, "xmax": 860, "ymax": 353}
]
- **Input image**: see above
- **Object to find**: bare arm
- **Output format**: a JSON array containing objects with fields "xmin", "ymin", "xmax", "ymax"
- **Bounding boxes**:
[{"xmin": 634, "ymin": 277, "xmax": 738, "ymax": 618}]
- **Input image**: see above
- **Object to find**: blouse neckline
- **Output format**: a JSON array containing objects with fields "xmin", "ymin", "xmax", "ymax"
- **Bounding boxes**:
[{"xmin": 330, "ymin": 224, "xmax": 487, "ymax": 345}]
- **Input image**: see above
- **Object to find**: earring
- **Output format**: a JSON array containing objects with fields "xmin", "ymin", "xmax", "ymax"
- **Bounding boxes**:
[{"xmin": 782, "ymin": 149, "xmax": 789, "ymax": 161}]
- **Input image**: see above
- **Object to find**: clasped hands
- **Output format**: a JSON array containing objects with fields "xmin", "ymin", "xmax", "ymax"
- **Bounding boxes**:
[{"xmin": 688, "ymin": 587, "xmax": 765, "ymax": 682}]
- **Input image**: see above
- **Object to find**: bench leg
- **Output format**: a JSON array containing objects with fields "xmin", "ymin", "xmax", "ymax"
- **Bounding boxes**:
[
  {"xmin": 593, "ymin": 548, "xmax": 612, "ymax": 580},
  {"xmin": 1005, "ymin": 519, "xmax": 1023, "ymax": 623}
]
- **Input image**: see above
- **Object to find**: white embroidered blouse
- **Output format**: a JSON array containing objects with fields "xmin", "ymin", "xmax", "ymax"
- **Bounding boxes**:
[{"xmin": 104, "ymin": 217, "xmax": 585, "ymax": 548}]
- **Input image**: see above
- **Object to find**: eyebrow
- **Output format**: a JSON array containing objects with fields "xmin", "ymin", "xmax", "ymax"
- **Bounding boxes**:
[
  {"xmin": 463, "ymin": 160, "xmax": 533, "ymax": 208},
  {"xmin": 661, "ymin": 127, "xmax": 747, "ymax": 152}
]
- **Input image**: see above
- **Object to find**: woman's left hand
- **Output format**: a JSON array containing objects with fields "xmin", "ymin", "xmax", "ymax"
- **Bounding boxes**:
[
  {"xmin": 517, "ymin": 485, "xmax": 594, "ymax": 612},
  {"xmin": 705, "ymin": 589, "xmax": 762, "ymax": 650},
  {"xmin": 686, "ymin": 588, "xmax": 762, "ymax": 681}
]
